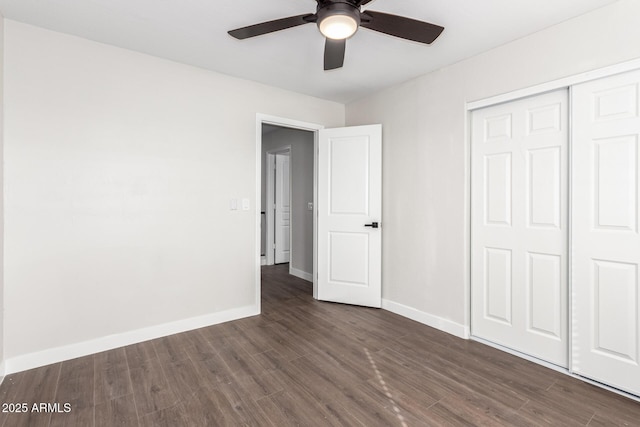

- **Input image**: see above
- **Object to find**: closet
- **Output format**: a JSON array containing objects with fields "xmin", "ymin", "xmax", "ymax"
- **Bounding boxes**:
[{"xmin": 471, "ymin": 69, "xmax": 640, "ymax": 397}]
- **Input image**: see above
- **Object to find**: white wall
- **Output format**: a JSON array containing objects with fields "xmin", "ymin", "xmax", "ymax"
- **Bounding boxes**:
[
  {"xmin": 261, "ymin": 127, "xmax": 314, "ymax": 277},
  {"xmin": 3, "ymin": 20, "xmax": 344, "ymax": 370},
  {"xmin": 346, "ymin": 0, "xmax": 640, "ymax": 335}
]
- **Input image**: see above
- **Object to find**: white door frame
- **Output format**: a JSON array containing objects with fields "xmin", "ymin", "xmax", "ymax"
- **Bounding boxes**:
[
  {"xmin": 255, "ymin": 114, "xmax": 324, "ymax": 311},
  {"xmin": 265, "ymin": 146, "xmax": 291, "ymax": 266}
]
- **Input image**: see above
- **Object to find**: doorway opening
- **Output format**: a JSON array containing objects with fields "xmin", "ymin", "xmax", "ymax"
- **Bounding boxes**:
[
  {"xmin": 256, "ymin": 115, "xmax": 324, "ymax": 310},
  {"xmin": 256, "ymin": 117, "xmax": 383, "ymax": 311}
]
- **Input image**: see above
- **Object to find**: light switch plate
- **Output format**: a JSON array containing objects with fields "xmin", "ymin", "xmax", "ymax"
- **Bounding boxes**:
[
  {"xmin": 230, "ymin": 199, "xmax": 238, "ymax": 210},
  {"xmin": 242, "ymin": 198, "xmax": 250, "ymax": 211}
]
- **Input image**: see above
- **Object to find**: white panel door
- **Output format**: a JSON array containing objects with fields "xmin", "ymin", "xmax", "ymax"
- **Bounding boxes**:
[
  {"xmin": 572, "ymin": 69, "xmax": 640, "ymax": 396},
  {"xmin": 318, "ymin": 124, "xmax": 382, "ymax": 307},
  {"xmin": 471, "ymin": 90, "xmax": 568, "ymax": 366},
  {"xmin": 275, "ymin": 153, "xmax": 290, "ymax": 264}
]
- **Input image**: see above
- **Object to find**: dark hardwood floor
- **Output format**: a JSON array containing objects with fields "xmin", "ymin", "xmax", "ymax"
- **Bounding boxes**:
[{"xmin": 1, "ymin": 264, "xmax": 639, "ymax": 426}]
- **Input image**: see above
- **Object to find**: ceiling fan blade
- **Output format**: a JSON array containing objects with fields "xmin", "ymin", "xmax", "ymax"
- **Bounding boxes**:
[
  {"xmin": 228, "ymin": 14, "xmax": 315, "ymax": 39},
  {"xmin": 361, "ymin": 11, "xmax": 444, "ymax": 44},
  {"xmin": 324, "ymin": 38, "xmax": 346, "ymax": 70}
]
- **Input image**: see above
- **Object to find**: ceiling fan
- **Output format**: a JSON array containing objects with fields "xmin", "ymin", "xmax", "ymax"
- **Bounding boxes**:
[{"xmin": 228, "ymin": 0, "xmax": 444, "ymax": 70}]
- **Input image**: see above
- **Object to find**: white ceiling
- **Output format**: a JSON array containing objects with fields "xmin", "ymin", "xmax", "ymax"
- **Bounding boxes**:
[{"xmin": 0, "ymin": 0, "xmax": 619, "ymax": 103}]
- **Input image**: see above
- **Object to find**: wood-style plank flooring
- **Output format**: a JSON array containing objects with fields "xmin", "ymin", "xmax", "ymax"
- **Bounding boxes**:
[{"xmin": 1, "ymin": 264, "xmax": 639, "ymax": 426}]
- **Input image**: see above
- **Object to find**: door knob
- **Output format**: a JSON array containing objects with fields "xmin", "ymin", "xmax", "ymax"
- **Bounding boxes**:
[{"xmin": 364, "ymin": 222, "xmax": 379, "ymax": 229}]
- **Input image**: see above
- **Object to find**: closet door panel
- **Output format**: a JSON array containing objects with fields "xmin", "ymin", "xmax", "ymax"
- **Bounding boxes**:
[
  {"xmin": 471, "ymin": 89, "xmax": 568, "ymax": 367},
  {"xmin": 572, "ymin": 69, "xmax": 640, "ymax": 396}
]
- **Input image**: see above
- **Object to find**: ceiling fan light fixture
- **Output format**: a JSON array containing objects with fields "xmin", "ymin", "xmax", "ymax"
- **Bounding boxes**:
[
  {"xmin": 316, "ymin": 2, "xmax": 360, "ymax": 40},
  {"xmin": 319, "ymin": 14, "xmax": 358, "ymax": 39}
]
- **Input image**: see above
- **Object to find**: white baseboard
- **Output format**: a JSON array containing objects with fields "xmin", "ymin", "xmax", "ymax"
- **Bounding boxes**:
[
  {"xmin": 289, "ymin": 266, "xmax": 313, "ymax": 282},
  {"xmin": 382, "ymin": 299, "xmax": 469, "ymax": 339},
  {"xmin": 261, "ymin": 256, "xmax": 267, "ymax": 266},
  {"xmin": 4, "ymin": 304, "xmax": 259, "ymax": 375},
  {"xmin": 0, "ymin": 361, "xmax": 5, "ymax": 385}
]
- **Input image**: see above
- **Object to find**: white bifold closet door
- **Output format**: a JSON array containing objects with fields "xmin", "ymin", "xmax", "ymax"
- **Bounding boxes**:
[
  {"xmin": 572, "ymin": 69, "xmax": 640, "ymax": 396},
  {"xmin": 471, "ymin": 89, "xmax": 568, "ymax": 367}
]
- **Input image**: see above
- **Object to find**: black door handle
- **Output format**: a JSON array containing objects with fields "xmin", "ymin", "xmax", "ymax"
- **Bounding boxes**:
[{"xmin": 364, "ymin": 222, "xmax": 379, "ymax": 229}]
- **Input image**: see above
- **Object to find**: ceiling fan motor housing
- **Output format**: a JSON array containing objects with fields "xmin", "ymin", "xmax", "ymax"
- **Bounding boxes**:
[{"xmin": 316, "ymin": 0, "xmax": 361, "ymax": 36}]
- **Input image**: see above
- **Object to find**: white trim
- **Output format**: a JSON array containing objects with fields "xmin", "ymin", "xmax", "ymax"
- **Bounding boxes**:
[
  {"xmin": 463, "ymin": 102, "xmax": 472, "ymax": 337},
  {"xmin": 256, "ymin": 114, "xmax": 324, "ymax": 307},
  {"xmin": 0, "ymin": 361, "xmax": 5, "ymax": 384},
  {"xmin": 3, "ymin": 305, "xmax": 258, "ymax": 375},
  {"xmin": 260, "ymin": 256, "xmax": 266, "ymax": 266},
  {"xmin": 382, "ymin": 299, "xmax": 469, "ymax": 339},
  {"xmin": 467, "ymin": 58, "xmax": 640, "ymax": 111},
  {"xmin": 257, "ymin": 114, "xmax": 325, "ymax": 132},
  {"xmin": 289, "ymin": 266, "xmax": 313, "ymax": 282},
  {"xmin": 312, "ymin": 130, "xmax": 319, "ymax": 299},
  {"xmin": 567, "ymin": 85, "xmax": 575, "ymax": 374}
]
